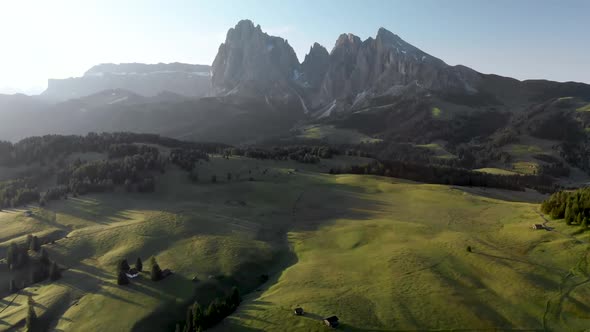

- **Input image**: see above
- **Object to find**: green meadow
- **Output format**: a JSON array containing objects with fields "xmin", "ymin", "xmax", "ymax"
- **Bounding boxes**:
[{"xmin": 0, "ymin": 156, "xmax": 589, "ymax": 331}]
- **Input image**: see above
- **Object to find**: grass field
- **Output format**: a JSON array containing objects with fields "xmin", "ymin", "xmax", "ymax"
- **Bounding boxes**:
[
  {"xmin": 214, "ymin": 176, "xmax": 590, "ymax": 331},
  {"xmin": 474, "ymin": 167, "xmax": 519, "ymax": 176},
  {"xmin": 297, "ymin": 125, "xmax": 382, "ymax": 144},
  {"xmin": 1, "ymin": 155, "xmax": 589, "ymax": 331},
  {"xmin": 415, "ymin": 142, "xmax": 456, "ymax": 160}
]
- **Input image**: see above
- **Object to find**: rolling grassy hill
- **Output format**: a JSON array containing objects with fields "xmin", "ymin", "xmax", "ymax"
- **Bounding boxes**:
[{"xmin": 0, "ymin": 155, "xmax": 588, "ymax": 331}]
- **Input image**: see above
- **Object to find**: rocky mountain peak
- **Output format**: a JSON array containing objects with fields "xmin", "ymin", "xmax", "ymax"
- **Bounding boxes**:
[
  {"xmin": 333, "ymin": 33, "xmax": 362, "ymax": 52},
  {"xmin": 211, "ymin": 20, "xmax": 484, "ymax": 116},
  {"xmin": 301, "ymin": 43, "xmax": 330, "ymax": 90},
  {"xmin": 211, "ymin": 20, "xmax": 300, "ymax": 98}
]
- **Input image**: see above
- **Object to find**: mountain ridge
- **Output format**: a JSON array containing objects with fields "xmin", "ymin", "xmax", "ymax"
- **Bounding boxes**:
[{"xmin": 42, "ymin": 62, "xmax": 212, "ymax": 101}]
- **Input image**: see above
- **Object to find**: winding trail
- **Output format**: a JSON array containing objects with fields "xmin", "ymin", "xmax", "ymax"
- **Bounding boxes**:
[
  {"xmin": 535, "ymin": 209, "xmax": 590, "ymax": 331},
  {"xmin": 534, "ymin": 209, "xmax": 589, "ymax": 245}
]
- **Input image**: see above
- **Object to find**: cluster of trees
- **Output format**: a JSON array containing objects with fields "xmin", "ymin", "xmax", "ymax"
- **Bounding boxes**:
[
  {"xmin": 116, "ymin": 257, "xmax": 143, "ymax": 285},
  {"xmin": 541, "ymin": 187, "xmax": 590, "ymax": 227},
  {"xmin": 224, "ymin": 145, "xmax": 336, "ymax": 164},
  {"xmin": 6, "ymin": 235, "xmax": 61, "ymax": 294},
  {"xmin": 0, "ymin": 178, "xmax": 40, "ymax": 209},
  {"xmin": 56, "ymin": 150, "xmax": 163, "ymax": 196},
  {"xmin": 107, "ymin": 144, "xmax": 159, "ymax": 159},
  {"xmin": 116, "ymin": 256, "xmax": 168, "ymax": 285},
  {"xmin": 560, "ymin": 141, "xmax": 590, "ymax": 174},
  {"xmin": 177, "ymin": 288, "xmax": 241, "ymax": 332},
  {"xmin": 0, "ymin": 132, "xmax": 227, "ymax": 167},
  {"xmin": 169, "ymin": 149, "xmax": 210, "ymax": 172},
  {"xmin": 331, "ymin": 160, "xmax": 557, "ymax": 193}
]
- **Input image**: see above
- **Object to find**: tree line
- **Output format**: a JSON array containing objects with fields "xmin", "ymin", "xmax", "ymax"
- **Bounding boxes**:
[
  {"xmin": 0, "ymin": 178, "xmax": 41, "ymax": 209},
  {"xmin": 330, "ymin": 159, "xmax": 557, "ymax": 193},
  {"xmin": 5, "ymin": 234, "xmax": 62, "ymax": 295},
  {"xmin": 541, "ymin": 187, "xmax": 590, "ymax": 227},
  {"xmin": 176, "ymin": 287, "xmax": 241, "ymax": 332},
  {"xmin": 223, "ymin": 145, "xmax": 336, "ymax": 164},
  {"xmin": 0, "ymin": 132, "xmax": 227, "ymax": 167}
]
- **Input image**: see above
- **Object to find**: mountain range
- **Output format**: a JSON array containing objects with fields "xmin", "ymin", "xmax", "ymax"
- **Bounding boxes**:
[
  {"xmin": 42, "ymin": 62, "xmax": 212, "ymax": 101},
  {"xmin": 1, "ymin": 19, "xmax": 590, "ymax": 181}
]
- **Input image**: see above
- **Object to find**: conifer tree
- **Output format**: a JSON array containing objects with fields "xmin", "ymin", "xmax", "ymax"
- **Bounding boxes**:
[
  {"xmin": 193, "ymin": 302, "xmax": 203, "ymax": 331},
  {"xmin": 230, "ymin": 287, "xmax": 241, "ymax": 307},
  {"xmin": 49, "ymin": 261, "xmax": 61, "ymax": 281},
  {"xmin": 117, "ymin": 271, "xmax": 129, "ymax": 285},
  {"xmin": 184, "ymin": 305, "xmax": 194, "ymax": 332},
  {"xmin": 119, "ymin": 259, "xmax": 130, "ymax": 273},
  {"xmin": 40, "ymin": 248, "xmax": 50, "ymax": 265},
  {"xmin": 150, "ymin": 257, "xmax": 162, "ymax": 281},
  {"xmin": 30, "ymin": 236, "xmax": 40, "ymax": 251},
  {"xmin": 135, "ymin": 257, "xmax": 143, "ymax": 272},
  {"xmin": 9, "ymin": 279, "xmax": 17, "ymax": 293},
  {"xmin": 25, "ymin": 301, "xmax": 37, "ymax": 332},
  {"xmin": 6, "ymin": 242, "xmax": 17, "ymax": 268}
]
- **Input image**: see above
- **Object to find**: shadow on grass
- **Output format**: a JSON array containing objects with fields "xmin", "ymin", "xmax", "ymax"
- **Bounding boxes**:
[{"xmin": 472, "ymin": 251, "xmax": 561, "ymax": 271}]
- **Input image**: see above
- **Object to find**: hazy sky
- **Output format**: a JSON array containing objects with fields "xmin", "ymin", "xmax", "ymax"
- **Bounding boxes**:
[{"xmin": 1, "ymin": 0, "xmax": 588, "ymax": 94}]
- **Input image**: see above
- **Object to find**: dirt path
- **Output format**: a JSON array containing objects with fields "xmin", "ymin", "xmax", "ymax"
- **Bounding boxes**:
[{"xmin": 534, "ymin": 209, "xmax": 589, "ymax": 245}]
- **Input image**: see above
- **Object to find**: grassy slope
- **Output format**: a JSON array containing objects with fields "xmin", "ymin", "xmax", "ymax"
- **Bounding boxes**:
[
  {"xmin": 415, "ymin": 142, "xmax": 456, "ymax": 160},
  {"xmin": 216, "ymin": 175, "xmax": 590, "ymax": 331},
  {"xmin": 474, "ymin": 168, "xmax": 519, "ymax": 176},
  {"xmin": 0, "ymin": 156, "xmax": 365, "ymax": 331},
  {"xmin": 1, "ymin": 156, "xmax": 589, "ymax": 331},
  {"xmin": 297, "ymin": 125, "xmax": 382, "ymax": 144}
]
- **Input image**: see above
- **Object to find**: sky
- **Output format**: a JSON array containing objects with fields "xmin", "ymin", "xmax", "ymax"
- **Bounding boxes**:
[{"xmin": 0, "ymin": 0, "xmax": 588, "ymax": 94}]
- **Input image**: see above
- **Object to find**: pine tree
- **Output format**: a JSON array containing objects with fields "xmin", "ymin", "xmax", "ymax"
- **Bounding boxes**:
[
  {"xmin": 192, "ymin": 302, "xmax": 203, "ymax": 331},
  {"xmin": 17, "ymin": 249, "xmax": 30, "ymax": 268},
  {"xmin": 185, "ymin": 305, "xmax": 194, "ymax": 332},
  {"xmin": 150, "ymin": 257, "xmax": 162, "ymax": 281},
  {"xmin": 26, "ymin": 234, "xmax": 33, "ymax": 249},
  {"xmin": 135, "ymin": 257, "xmax": 143, "ymax": 272},
  {"xmin": 230, "ymin": 287, "xmax": 241, "ymax": 308},
  {"xmin": 49, "ymin": 261, "xmax": 61, "ymax": 281},
  {"xmin": 117, "ymin": 271, "xmax": 129, "ymax": 285},
  {"xmin": 25, "ymin": 302, "xmax": 37, "ymax": 332},
  {"xmin": 119, "ymin": 259, "xmax": 130, "ymax": 273},
  {"xmin": 6, "ymin": 242, "xmax": 17, "ymax": 267},
  {"xmin": 30, "ymin": 236, "xmax": 40, "ymax": 252},
  {"xmin": 9, "ymin": 279, "xmax": 17, "ymax": 293},
  {"xmin": 40, "ymin": 248, "xmax": 50, "ymax": 265}
]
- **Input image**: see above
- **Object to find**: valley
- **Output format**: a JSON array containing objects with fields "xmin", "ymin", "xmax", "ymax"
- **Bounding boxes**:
[
  {"xmin": 0, "ymin": 9, "xmax": 589, "ymax": 332},
  {"xmin": 0, "ymin": 150, "xmax": 588, "ymax": 331}
]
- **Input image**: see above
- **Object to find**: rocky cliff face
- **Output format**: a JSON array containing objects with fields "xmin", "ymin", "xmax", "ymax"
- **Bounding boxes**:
[
  {"xmin": 312, "ymin": 28, "xmax": 483, "ymax": 110},
  {"xmin": 43, "ymin": 62, "xmax": 211, "ymax": 101},
  {"xmin": 211, "ymin": 21, "xmax": 485, "ymax": 116},
  {"xmin": 301, "ymin": 43, "xmax": 330, "ymax": 92},
  {"xmin": 211, "ymin": 20, "xmax": 301, "ymax": 99}
]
